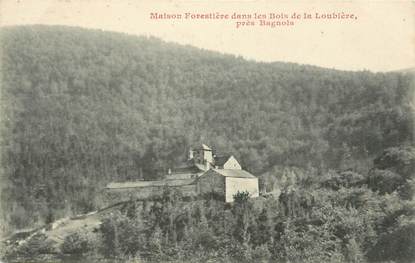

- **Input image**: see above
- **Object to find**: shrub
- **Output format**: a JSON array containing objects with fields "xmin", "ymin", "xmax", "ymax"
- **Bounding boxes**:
[
  {"xmin": 251, "ymin": 244, "xmax": 272, "ymax": 263},
  {"xmin": 13, "ymin": 233, "xmax": 55, "ymax": 257},
  {"xmin": 368, "ymin": 222, "xmax": 415, "ymax": 263},
  {"xmin": 61, "ymin": 231, "xmax": 92, "ymax": 255}
]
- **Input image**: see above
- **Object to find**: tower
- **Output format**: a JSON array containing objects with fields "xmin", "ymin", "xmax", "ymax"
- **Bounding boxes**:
[{"xmin": 192, "ymin": 144, "xmax": 213, "ymax": 165}]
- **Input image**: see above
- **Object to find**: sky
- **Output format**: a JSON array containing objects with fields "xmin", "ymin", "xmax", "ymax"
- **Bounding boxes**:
[{"xmin": 1, "ymin": 0, "xmax": 414, "ymax": 72}]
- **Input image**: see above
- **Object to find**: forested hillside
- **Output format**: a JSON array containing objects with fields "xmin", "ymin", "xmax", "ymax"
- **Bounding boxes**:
[{"xmin": 0, "ymin": 25, "xmax": 413, "ymax": 233}]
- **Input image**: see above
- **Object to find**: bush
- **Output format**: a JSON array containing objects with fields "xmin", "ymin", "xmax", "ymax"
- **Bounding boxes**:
[
  {"xmin": 13, "ymin": 233, "xmax": 55, "ymax": 257},
  {"xmin": 251, "ymin": 244, "xmax": 271, "ymax": 263},
  {"xmin": 61, "ymin": 231, "xmax": 93, "ymax": 255},
  {"xmin": 368, "ymin": 222, "xmax": 415, "ymax": 263}
]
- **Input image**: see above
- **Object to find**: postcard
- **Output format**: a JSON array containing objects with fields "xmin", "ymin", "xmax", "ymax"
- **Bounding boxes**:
[{"xmin": 0, "ymin": 1, "xmax": 414, "ymax": 262}]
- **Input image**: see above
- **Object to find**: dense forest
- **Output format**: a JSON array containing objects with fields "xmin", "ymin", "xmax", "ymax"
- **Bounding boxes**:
[{"xmin": 0, "ymin": 25, "xmax": 414, "ymax": 262}]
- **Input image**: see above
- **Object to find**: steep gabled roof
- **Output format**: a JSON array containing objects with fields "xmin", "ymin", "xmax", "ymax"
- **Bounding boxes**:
[
  {"xmin": 214, "ymin": 155, "xmax": 232, "ymax": 166},
  {"xmin": 211, "ymin": 169, "xmax": 256, "ymax": 179},
  {"xmin": 106, "ymin": 179, "xmax": 196, "ymax": 189}
]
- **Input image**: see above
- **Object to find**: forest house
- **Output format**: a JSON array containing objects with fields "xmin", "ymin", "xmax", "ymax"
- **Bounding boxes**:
[{"xmin": 104, "ymin": 144, "xmax": 259, "ymax": 204}]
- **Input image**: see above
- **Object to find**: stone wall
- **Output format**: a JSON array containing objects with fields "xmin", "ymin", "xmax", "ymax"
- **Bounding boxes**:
[{"xmin": 225, "ymin": 177, "xmax": 259, "ymax": 202}]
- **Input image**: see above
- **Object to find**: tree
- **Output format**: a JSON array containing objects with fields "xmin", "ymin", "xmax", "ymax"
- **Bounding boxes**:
[
  {"xmin": 369, "ymin": 146, "xmax": 415, "ymax": 199},
  {"xmin": 368, "ymin": 222, "xmax": 415, "ymax": 263},
  {"xmin": 232, "ymin": 191, "xmax": 253, "ymax": 244},
  {"xmin": 100, "ymin": 214, "xmax": 121, "ymax": 258}
]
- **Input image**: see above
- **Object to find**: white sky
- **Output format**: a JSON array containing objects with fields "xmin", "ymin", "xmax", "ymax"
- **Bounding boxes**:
[{"xmin": 1, "ymin": 0, "xmax": 414, "ymax": 72}]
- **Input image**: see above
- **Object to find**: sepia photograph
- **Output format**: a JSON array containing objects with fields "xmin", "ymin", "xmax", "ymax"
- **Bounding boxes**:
[{"xmin": 0, "ymin": 0, "xmax": 414, "ymax": 262}]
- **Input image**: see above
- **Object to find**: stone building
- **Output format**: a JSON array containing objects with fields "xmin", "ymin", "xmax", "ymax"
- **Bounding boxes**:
[
  {"xmin": 104, "ymin": 144, "xmax": 259, "ymax": 204},
  {"xmin": 197, "ymin": 169, "xmax": 259, "ymax": 202}
]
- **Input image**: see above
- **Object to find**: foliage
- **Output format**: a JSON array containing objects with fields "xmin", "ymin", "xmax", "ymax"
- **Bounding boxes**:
[
  {"xmin": 321, "ymin": 170, "xmax": 366, "ymax": 190},
  {"xmin": 61, "ymin": 231, "xmax": 93, "ymax": 255},
  {"xmin": 1, "ymin": 25, "xmax": 413, "ymax": 230},
  {"xmin": 369, "ymin": 146, "xmax": 415, "ymax": 199},
  {"xmin": 368, "ymin": 221, "xmax": 415, "ymax": 263},
  {"xmin": 5, "ymin": 233, "xmax": 56, "ymax": 259},
  {"xmin": 0, "ymin": 25, "xmax": 414, "ymax": 262},
  {"xmin": 84, "ymin": 165, "xmax": 411, "ymax": 263},
  {"xmin": 99, "ymin": 211, "xmax": 145, "ymax": 258}
]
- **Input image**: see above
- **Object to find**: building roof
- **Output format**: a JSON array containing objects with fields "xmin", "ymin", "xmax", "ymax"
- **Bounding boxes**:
[
  {"xmin": 172, "ymin": 164, "xmax": 205, "ymax": 174},
  {"xmin": 214, "ymin": 155, "xmax": 232, "ymax": 166},
  {"xmin": 166, "ymin": 173, "xmax": 195, "ymax": 180},
  {"xmin": 202, "ymin": 144, "xmax": 211, "ymax": 150},
  {"xmin": 211, "ymin": 169, "xmax": 256, "ymax": 179},
  {"xmin": 106, "ymin": 179, "xmax": 196, "ymax": 189},
  {"xmin": 194, "ymin": 163, "xmax": 208, "ymax": 171},
  {"xmin": 190, "ymin": 143, "xmax": 212, "ymax": 151}
]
